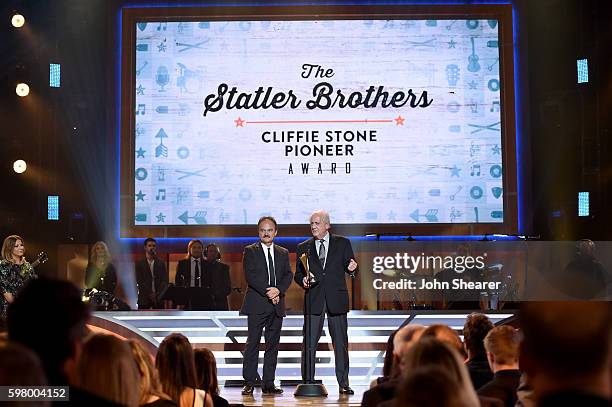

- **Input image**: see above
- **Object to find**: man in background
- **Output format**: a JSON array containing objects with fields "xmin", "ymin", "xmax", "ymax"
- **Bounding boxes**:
[
  {"xmin": 135, "ymin": 238, "xmax": 168, "ymax": 309},
  {"xmin": 202, "ymin": 243, "xmax": 232, "ymax": 310}
]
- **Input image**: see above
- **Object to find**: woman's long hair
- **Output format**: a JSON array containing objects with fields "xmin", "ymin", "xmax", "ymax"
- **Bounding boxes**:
[
  {"xmin": 194, "ymin": 348, "xmax": 219, "ymax": 396},
  {"xmin": 156, "ymin": 333, "xmax": 198, "ymax": 403},
  {"xmin": 76, "ymin": 334, "xmax": 140, "ymax": 407},
  {"xmin": 128, "ymin": 339, "xmax": 171, "ymax": 405},
  {"xmin": 2, "ymin": 235, "xmax": 24, "ymax": 263},
  {"xmin": 89, "ymin": 241, "xmax": 111, "ymax": 264},
  {"xmin": 401, "ymin": 337, "xmax": 480, "ymax": 407}
]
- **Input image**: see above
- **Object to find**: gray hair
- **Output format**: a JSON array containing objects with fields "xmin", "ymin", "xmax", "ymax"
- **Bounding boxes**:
[{"xmin": 310, "ymin": 210, "xmax": 330, "ymax": 225}]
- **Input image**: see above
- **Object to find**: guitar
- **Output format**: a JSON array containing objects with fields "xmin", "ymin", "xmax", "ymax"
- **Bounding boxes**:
[
  {"xmin": 31, "ymin": 252, "xmax": 48, "ymax": 268},
  {"xmin": 467, "ymin": 37, "xmax": 481, "ymax": 73}
]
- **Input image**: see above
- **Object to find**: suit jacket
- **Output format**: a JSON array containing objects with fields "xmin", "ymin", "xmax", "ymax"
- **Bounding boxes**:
[
  {"xmin": 134, "ymin": 257, "xmax": 169, "ymax": 309},
  {"xmin": 477, "ymin": 369, "xmax": 521, "ymax": 407},
  {"xmin": 201, "ymin": 260, "xmax": 232, "ymax": 310},
  {"xmin": 294, "ymin": 234, "xmax": 357, "ymax": 315},
  {"xmin": 240, "ymin": 242, "xmax": 293, "ymax": 317},
  {"xmin": 175, "ymin": 256, "xmax": 205, "ymax": 288}
]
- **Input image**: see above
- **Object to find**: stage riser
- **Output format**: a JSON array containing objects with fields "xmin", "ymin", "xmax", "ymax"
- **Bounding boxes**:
[{"xmin": 93, "ymin": 311, "xmax": 513, "ymax": 385}]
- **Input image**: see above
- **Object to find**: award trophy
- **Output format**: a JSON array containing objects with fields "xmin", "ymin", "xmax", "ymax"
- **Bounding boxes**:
[{"xmin": 299, "ymin": 252, "xmax": 318, "ymax": 287}]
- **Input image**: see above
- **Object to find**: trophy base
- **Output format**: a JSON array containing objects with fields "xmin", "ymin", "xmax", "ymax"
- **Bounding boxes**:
[{"xmin": 294, "ymin": 383, "xmax": 328, "ymax": 397}]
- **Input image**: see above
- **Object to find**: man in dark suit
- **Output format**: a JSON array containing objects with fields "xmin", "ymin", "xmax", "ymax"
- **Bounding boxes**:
[
  {"xmin": 240, "ymin": 216, "xmax": 293, "ymax": 396},
  {"xmin": 175, "ymin": 239, "xmax": 211, "ymax": 310},
  {"xmin": 135, "ymin": 238, "xmax": 169, "ymax": 309},
  {"xmin": 294, "ymin": 210, "xmax": 358, "ymax": 395},
  {"xmin": 202, "ymin": 243, "xmax": 232, "ymax": 310}
]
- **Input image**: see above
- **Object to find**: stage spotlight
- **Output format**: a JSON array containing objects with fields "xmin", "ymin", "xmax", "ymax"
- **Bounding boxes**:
[
  {"xmin": 11, "ymin": 14, "xmax": 25, "ymax": 28},
  {"xmin": 16, "ymin": 83, "xmax": 29, "ymax": 97},
  {"xmin": 13, "ymin": 160, "xmax": 27, "ymax": 174}
]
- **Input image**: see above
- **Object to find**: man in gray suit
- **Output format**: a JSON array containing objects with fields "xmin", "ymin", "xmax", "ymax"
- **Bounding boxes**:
[
  {"xmin": 241, "ymin": 216, "xmax": 293, "ymax": 395},
  {"xmin": 295, "ymin": 210, "xmax": 358, "ymax": 394}
]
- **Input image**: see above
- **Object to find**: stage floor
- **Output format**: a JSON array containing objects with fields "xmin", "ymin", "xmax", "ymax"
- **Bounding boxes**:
[{"xmin": 218, "ymin": 385, "xmax": 368, "ymax": 406}]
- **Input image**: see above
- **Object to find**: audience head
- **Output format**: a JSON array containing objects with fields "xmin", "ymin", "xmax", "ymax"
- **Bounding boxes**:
[
  {"xmin": 0, "ymin": 341, "xmax": 47, "ymax": 385},
  {"xmin": 2, "ymin": 234, "xmax": 25, "ymax": 263},
  {"xmin": 128, "ymin": 339, "xmax": 170, "ymax": 405},
  {"xmin": 395, "ymin": 366, "xmax": 477, "ymax": 407},
  {"xmin": 0, "ymin": 342, "xmax": 49, "ymax": 406},
  {"xmin": 90, "ymin": 241, "xmax": 111, "ymax": 262},
  {"xmin": 390, "ymin": 324, "xmax": 426, "ymax": 375},
  {"xmin": 194, "ymin": 348, "xmax": 220, "ymax": 395},
  {"xmin": 484, "ymin": 325, "xmax": 521, "ymax": 372},
  {"xmin": 76, "ymin": 334, "xmax": 140, "ymax": 407},
  {"xmin": 463, "ymin": 313, "xmax": 494, "ymax": 359},
  {"xmin": 7, "ymin": 277, "xmax": 90, "ymax": 385},
  {"xmin": 421, "ymin": 324, "xmax": 464, "ymax": 356},
  {"xmin": 401, "ymin": 337, "xmax": 479, "ymax": 406},
  {"xmin": 156, "ymin": 333, "xmax": 198, "ymax": 403},
  {"xmin": 520, "ymin": 301, "xmax": 611, "ymax": 399}
]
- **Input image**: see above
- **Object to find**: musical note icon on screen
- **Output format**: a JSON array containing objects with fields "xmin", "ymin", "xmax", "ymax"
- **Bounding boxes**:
[
  {"xmin": 490, "ymin": 101, "xmax": 501, "ymax": 112},
  {"xmin": 136, "ymin": 104, "xmax": 146, "ymax": 115},
  {"xmin": 155, "ymin": 189, "xmax": 166, "ymax": 201},
  {"xmin": 157, "ymin": 22, "xmax": 167, "ymax": 31},
  {"xmin": 470, "ymin": 164, "xmax": 481, "ymax": 176}
]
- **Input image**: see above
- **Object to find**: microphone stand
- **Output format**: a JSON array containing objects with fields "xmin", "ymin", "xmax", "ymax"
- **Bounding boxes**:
[{"xmin": 295, "ymin": 250, "xmax": 327, "ymax": 397}]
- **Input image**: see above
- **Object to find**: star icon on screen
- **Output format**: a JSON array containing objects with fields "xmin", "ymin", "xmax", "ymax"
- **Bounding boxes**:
[
  {"xmin": 449, "ymin": 165, "xmax": 461, "ymax": 177},
  {"xmin": 156, "ymin": 212, "xmax": 166, "ymax": 223},
  {"xmin": 492, "ymin": 144, "xmax": 501, "ymax": 155},
  {"xmin": 448, "ymin": 38, "xmax": 457, "ymax": 48},
  {"xmin": 136, "ymin": 147, "xmax": 146, "ymax": 158},
  {"xmin": 394, "ymin": 115, "xmax": 405, "ymax": 126},
  {"xmin": 136, "ymin": 190, "xmax": 146, "ymax": 201},
  {"xmin": 136, "ymin": 84, "xmax": 145, "ymax": 95},
  {"xmin": 235, "ymin": 117, "xmax": 245, "ymax": 127}
]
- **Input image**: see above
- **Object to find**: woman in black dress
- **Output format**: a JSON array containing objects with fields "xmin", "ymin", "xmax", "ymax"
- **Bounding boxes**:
[{"xmin": 0, "ymin": 235, "xmax": 37, "ymax": 317}]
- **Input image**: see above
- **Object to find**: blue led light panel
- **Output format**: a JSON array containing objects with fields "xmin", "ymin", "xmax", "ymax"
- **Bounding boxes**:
[
  {"xmin": 49, "ymin": 63, "xmax": 61, "ymax": 87},
  {"xmin": 47, "ymin": 195, "xmax": 59, "ymax": 220},
  {"xmin": 578, "ymin": 191, "xmax": 589, "ymax": 217},
  {"xmin": 577, "ymin": 59, "xmax": 588, "ymax": 84}
]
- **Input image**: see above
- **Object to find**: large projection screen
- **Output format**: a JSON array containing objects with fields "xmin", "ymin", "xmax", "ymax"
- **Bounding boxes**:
[{"xmin": 120, "ymin": 5, "xmax": 517, "ymax": 238}]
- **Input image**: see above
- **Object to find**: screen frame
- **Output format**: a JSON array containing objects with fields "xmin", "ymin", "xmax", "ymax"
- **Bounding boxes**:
[{"xmin": 120, "ymin": 4, "xmax": 518, "ymax": 238}]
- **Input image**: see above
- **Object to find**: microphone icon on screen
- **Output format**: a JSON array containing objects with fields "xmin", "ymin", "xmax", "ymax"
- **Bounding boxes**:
[{"xmin": 156, "ymin": 66, "xmax": 169, "ymax": 92}]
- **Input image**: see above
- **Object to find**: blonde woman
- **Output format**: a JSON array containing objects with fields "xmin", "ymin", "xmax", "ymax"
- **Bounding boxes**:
[
  {"xmin": 76, "ymin": 334, "xmax": 140, "ymax": 407},
  {"xmin": 85, "ymin": 241, "xmax": 117, "ymax": 294},
  {"xmin": 0, "ymin": 235, "xmax": 37, "ymax": 317},
  {"xmin": 128, "ymin": 339, "xmax": 176, "ymax": 407},
  {"xmin": 156, "ymin": 334, "xmax": 213, "ymax": 407},
  {"xmin": 398, "ymin": 337, "xmax": 480, "ymax": 407}
]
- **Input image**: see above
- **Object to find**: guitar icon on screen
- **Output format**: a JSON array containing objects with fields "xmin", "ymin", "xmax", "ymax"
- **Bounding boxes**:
[{"xmin": 468, "ymin": 37, "xmax": 481, "ymax": 72}]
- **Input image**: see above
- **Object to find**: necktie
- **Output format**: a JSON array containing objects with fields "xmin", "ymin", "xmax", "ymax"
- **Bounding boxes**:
[
  {"xmin": 318, "ymin": 239, "xmax": 326, "ymax": 267},
  {"xmin": 194, "ymin": 259, "xmax": 200, "ymax": 287},
  {"xmin": 267, "ymin": 247, "xmax": 276, "ymax": 286}
]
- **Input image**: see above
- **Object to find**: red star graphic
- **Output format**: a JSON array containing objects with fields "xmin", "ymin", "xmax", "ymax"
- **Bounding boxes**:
[
  {"xmin": 234, "ymin": 117, "xmax": 245, "ymax": 127},
  {"xmin": 394, "ymin": 115, "xmax": 405, "ymax": 126}
]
